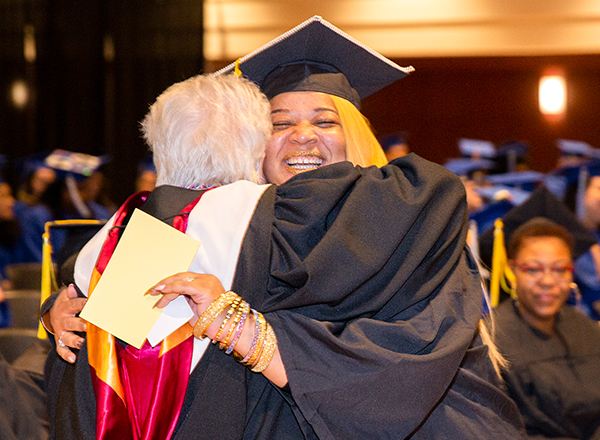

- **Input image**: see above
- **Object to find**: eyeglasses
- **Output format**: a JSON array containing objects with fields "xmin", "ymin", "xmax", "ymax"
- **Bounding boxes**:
[{"xmin": 513, "ymin": 263, "xmax": 574, "ymax": 282}]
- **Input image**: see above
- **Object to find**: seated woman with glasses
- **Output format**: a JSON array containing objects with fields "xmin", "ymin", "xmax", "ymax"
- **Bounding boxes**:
[{"xmin": 491, "ymin": 217, "xmax": 600, "ymax": 439}]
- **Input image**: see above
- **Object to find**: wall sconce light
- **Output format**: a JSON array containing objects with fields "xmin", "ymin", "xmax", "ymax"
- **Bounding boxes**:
[
  {"xmin": 539, "ymin": 73, "xmax": 566, "ymax": 116},
  {"xmin": 10, "ymin": 79, "xmax": 29, "ymax": 109}
]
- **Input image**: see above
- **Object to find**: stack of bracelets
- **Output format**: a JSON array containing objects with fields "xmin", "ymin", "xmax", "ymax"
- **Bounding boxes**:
[{"xmin": 192, "ymin": 290, "xmax": 278, "ymax": 373}]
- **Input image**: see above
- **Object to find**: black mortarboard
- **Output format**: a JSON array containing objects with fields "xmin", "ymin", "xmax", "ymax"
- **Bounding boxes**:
[
  {"xmin": 494, "ymin": 140, "xmax": 529, "ymax": 173},
  {"xmin": 478, "ymin": 186, "xmax": 597, "ymax": 268},
  {"xmin": 214, "ymin": 15, "xmax": 414, "ymax": 109}
]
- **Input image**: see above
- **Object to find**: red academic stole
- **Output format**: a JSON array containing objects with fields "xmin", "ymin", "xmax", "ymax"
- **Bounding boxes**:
[{"xmin": 87, "ymin": 190, "xmax": 205, "ymax": 440}]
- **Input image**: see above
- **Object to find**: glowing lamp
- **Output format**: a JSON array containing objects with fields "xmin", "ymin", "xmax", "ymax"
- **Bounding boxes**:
[{"xmin": 539, "ymin": 75, "xmax": 566, "ymax": 115}]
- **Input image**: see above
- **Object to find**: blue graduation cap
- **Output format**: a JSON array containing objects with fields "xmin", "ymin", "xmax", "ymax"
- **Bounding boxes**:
[
  {"xmin": 457, "ymin": 138, "xmax": 496, "ymax": 159},
  {"xmin": 13, "ymin": 152, "xmax": 54, "ymax": 184},
  {"xmin": 469, "ymin": 198, "xmax": 515, "ymax": 236},
  {"xmin": 550, "ymin": 158, "xmax": 600, "ymax": 220},
  {"xmin": 378, "ymin": 131, "xmax": 408, "ymax": 153},
  {"xmin": 44, "ymin": 149, "xmax": 110, "ymax": 182},
  {"xmin": 484, "ymin": 170, "xmax": 545, "ymax": 192},
  {"xmin": 137, "ymin": 154, "xmax": 156, "ymax": 176},
  {"xmin": 556, "ymin": 139, "xmax": 600, "ymax": 160},
  {"xmin": 443, "ymin": 157, "xmax": 496, "ymax": 178},
  {"xmin": 475, "ymin": 185, "xmax": 531, "ymax": 206}
]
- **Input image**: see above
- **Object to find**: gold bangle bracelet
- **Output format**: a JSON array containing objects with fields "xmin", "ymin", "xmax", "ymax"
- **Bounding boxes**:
[
  {"xmin": 193, "ymin": 291, "xmax": 239, "ymax": 339},
  {"xmin": 220, "ymin": 301, "xmax": 247, "ymax": 351},
  {"xmin": 250, "ymin": 323, "xmax": 278, "ymax": 373},
  {"xmin": 243, "ymin": 312, "xmax": 267, "ymax": 367},
  {"xmin": 213, "ymin": 297, "xmax": 241, "ymax": 345}
]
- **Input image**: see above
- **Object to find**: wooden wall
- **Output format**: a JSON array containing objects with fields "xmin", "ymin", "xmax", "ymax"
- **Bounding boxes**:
[{"xmin": 361, "ymin": 54, "xmax": 600, "ymax": 172}]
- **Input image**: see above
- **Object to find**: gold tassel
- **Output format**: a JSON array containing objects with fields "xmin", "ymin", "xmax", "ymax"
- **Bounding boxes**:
[
  {"xmin": 38, "ymin": 219, "xmax": 105, "ymax": 339},
  {"xmin": 490, "ymin": 219, "xmax": 516, "ymax": 308},
  {"xmin": 38, "ymin": 224, "xmax": 53, "ymax": 339},
  {"xmin": 234, "ymin": 58, "xmax": 242, "ymax": 77}
]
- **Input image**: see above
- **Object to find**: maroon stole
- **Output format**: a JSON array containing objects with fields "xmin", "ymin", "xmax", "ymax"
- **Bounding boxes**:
[{"xmin": 88, "ymin": 190, "xmax": 206, "ymax": 440}]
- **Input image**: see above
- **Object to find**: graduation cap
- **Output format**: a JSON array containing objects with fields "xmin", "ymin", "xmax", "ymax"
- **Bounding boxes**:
[
  {"xmin": 378, "ymin": 131, "xmax": 408, "ymax": 152},
  {"xmin": 137, "ymin": 154, "xmax": 156, "ymax": 176},
  {"xmin": 556, "ymin": 139, "xmax": 600, "ymax": 160},
  {"xmin": 477, "ymin": 186, "xmax": 598, "ymax": 307},
  {"xmin": 549, "ymin": 158, "xmax": 600, "ymax": 218},
  {"xmin": 13, "ymin": 152, "xmax": 54, "ymax": 184},
  {"xmin": 484, "ymin": 170, "xmax": 545, "ymax": 192},
  {"xmin": 44, "ymin": 149, "xmax": 109, "ymax": 182},
  {"xmin": 478, "ymin": 185, "xmax": 597, "ymax": 268},
  {"xmin": 469, "ymin": 198, "xmax": 515, "ymax": 236},
  {"xmin": 495, "ymin": 140, "xmax": 529, "ymax": 173},
  {"xmin": 214, "ymin": 15, "xmax": 414, "ymax": 109},
  {"xmin": 443, "ymin": 157, "xmax": 496, "ymax": 178},
  {"xmin": 475, "ymin": 185, "xmax": 531, "ymax": 206},
  {"xmin": 457, "ymin": 138, "xmax": 497, "ymax": 159}
]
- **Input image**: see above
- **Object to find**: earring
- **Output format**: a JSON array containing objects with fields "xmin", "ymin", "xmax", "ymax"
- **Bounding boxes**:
[{"xmin": 570, "ymin": 282, "xmax": 582, "ymax": 309}]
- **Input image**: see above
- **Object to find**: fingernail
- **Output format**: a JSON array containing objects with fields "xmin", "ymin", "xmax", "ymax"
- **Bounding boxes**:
[
  {"xmin": 154, "ymin": 284, "xmax": 166, "ymax": 291},
  {"xmin": 68, "ymin": 355, "xmax": 76, "ymax": 363},
  {"xmin": 75, "ymin": 340, "xmax": 82, "ymax": 349},
  {"xmin": 82, "ymin": 323, "xmax": 87, "ymax": 331}
]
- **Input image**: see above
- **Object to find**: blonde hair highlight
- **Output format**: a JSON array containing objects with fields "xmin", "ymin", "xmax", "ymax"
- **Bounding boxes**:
[{"xmin": 330, "ymin": 96, "xmax": 388, "ymax": 168}]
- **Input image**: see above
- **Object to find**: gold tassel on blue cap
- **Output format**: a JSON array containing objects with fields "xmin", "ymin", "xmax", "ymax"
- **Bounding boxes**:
[{"xmin": 490, "ymin": 219, "xmax": 516, "ymax": 308}]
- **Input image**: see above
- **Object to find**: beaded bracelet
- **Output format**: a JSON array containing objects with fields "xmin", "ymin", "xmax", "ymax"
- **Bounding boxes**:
[
  {"xmin": 237, "ymin": 309, "xmax": 261, "ymax": 364},
  {"xmin": 220, "ymin": 300, "xmax": 246, "ymax": 350},
  {"xmin": 225, "ymin": 303, "xmax": 249, "ymax": 355},
  {"xmin": 213, "ymin": 296, "xmax": 241, "ymax": 345},
  {"xmin": 244, "ymin": 312, "xmax": 267, "ymax": 368},
  {"xmin": 250, "ymin": 323, "xmax": 278, "ymax": 373},
  {"xmin": 193, "ymin": 291, "xmax": 239, "ymax": 340}
]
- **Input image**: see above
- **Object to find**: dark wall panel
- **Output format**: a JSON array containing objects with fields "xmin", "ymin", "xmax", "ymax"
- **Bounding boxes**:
[
  {"xmin": 0, "ymin": 0, "xmax": 204, "ymax": 204},
  {"xmin": 362, "ymin": 55, "xmax": 600, "ymax": 173}
]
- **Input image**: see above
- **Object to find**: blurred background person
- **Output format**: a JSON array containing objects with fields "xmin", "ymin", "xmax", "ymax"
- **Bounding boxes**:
[
  {"xmin": 135, "ymin": 155, "xmax": 157, "ymax": 192},
  {"xmin": 553, "ymin": 159, "xmax": 600, "ymax": 320},
  {"xmin": 377, "ymin": 130, "xmax": 410, "ymax": 162},
  {"xmin": 489, "ymin": 217, "xmax": 600, "ymax": 439},
  {"xmin": 76, "ymin": 156, "xmax": 117, "ymax": 217}
]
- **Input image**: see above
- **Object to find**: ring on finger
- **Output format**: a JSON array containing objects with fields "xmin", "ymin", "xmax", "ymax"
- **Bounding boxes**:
[
  {"xmin": 183, "ymin": 277, "xmax": 195, "ymax": 283},
  {"xmin": 58, "ymin": 331, "xmax": 67, "ymax": 348}
]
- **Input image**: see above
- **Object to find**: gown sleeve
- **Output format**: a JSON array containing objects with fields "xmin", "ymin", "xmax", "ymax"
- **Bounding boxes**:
[{"xmin": 234, "ymin": 154, "xmax": 487, "ymax": 438}]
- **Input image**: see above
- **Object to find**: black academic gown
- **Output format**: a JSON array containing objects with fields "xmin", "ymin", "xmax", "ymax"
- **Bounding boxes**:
[
  {"xmin": 44, "ymin": 154, "xmax": 524, "ymax": 439},
  {"xmin": 492, "ymin": 300, "xmax": 600, "ymax": 439}
]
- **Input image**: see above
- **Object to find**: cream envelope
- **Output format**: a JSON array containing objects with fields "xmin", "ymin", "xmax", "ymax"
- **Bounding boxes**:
[{"xmin": 80, "ymin": 208, "xmax": 200, "ymax": 349}]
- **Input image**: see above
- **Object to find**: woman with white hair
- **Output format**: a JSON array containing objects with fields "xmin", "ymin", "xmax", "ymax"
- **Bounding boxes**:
[{"xmin": 43, "ymin": 72, "xmax": 276, "ymax": 439}]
